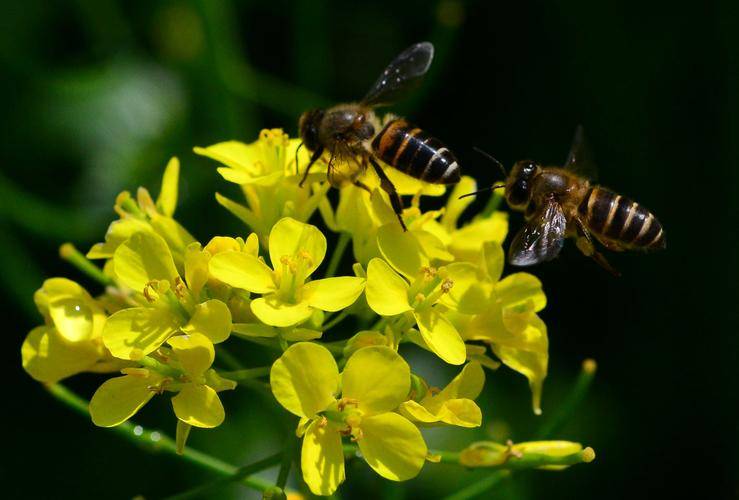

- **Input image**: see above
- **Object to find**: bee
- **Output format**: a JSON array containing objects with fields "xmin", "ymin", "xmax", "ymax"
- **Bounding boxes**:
[
  {"xmin": 298, "ymin": 42, "xmax": 461, "ymax": 230},
  {"xmin": 466, "ymin": 127, "xmax": 666, "ymax": 275}
]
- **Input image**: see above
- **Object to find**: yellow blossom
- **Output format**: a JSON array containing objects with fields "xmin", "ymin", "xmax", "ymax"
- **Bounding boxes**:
[
  {"xmin": 270, "ymin": 343, "xmax": 427, "ymax": 495},
  {"xmin": 400, "ymin": 361, "xmax": 485, "ymax": 427},
  {"xmin": 90, "ymin": 332, "xmax": 235, "ymax": 428},
  {"xmin": 209, "ymin": 217, "xmax": 365, "ymax": 327},
  {"xmin": 21, "ymin": 278, "xmax": 123, "ymax": 383},
  {"xmin": 194, "ymin": 129, "xmax": 330, "ymax": 246},
  {"xmin": 103, "ymin": 231, "xmax": 232, "ymax": 360}
]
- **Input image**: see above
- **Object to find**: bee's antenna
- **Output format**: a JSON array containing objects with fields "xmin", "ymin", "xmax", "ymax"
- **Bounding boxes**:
[
  {"xmin": 472, "ymin": 146, "xmax": 507, "ymax": 178},
  {"xmin": 458, "ymin": 183, "xmax": 506, "ymax": 200},
  {"xmin": 295, "ymin": 141, "xmax": 304, "ymax": 176}
]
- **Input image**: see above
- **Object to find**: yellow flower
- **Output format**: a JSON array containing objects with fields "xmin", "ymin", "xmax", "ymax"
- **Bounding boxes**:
[
  {"xmin": 87, "ymin": 157, "xmax": 195, "ymax": 272},
  {"xmin": 412, "ymin": 176, "xmax": 508, "ymax": 264},
  {"xmin": 209, "ymin": 217, "xmax": 365, "ymax": 327},
  {"xmin": 399, "ymin": 361, "xmax": 485, "ymax": 428},
  {"xmin": 365, "ymin": 257, "xmax": 468, "ymax": 365},
  {"xmin": 194, "ymin": 129, "xmax": 330, "ymax": 246},
  {"xmin": 90, "ymin": 332, "xmax": 235, "ymax": 428},
  {"xmin": 445, "ymin": 243, "xmax": 549, "ymax": 413},
  {"xmin": 270, "ymin": 342, "xmax": 427, "ymax": 496},
  {"xmin": 21, "ymin": 278, "xmax": 123, "ymax": 383},
  {"xmin": 104, "ymin": 231, "xmax": 232, "ymax": 360}
]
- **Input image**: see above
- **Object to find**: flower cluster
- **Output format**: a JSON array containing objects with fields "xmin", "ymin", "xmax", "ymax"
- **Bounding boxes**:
[{"xmin": 21, "ymin": 129, "xmax": 591, "ymax": 496}]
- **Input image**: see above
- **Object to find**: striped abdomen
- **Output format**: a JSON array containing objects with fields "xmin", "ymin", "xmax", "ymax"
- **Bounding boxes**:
[
  {"xmin": 578, "ymin": 187, "xmax": 666, "ymax": 250},
  {"xmin": 371, "ymin": 119, "xmax": 460, "ymax": 184}
]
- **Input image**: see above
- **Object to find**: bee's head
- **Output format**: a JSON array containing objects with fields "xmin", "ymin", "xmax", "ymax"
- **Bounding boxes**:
[
  {"xmin": 298, "ymin": 109, "xmax": 325, "ymax": 152},
  {"xmin": 506, "ymin": 159, "xmax": 540, "ymax": 209}
]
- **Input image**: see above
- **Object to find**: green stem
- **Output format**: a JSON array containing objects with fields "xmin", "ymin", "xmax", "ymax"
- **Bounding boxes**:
[
  {"xmin": 276, "ymin": 432, "xmax": 297, "ymax": 489},
  {"xmin": 534, "ymin": 358, "xmax": 597, "ymax": 439},
  {"xmin": 165, "ymin": 453, "xmax": 283, "ymax": 500},
  {"xmin": 479, "ymin": 190, "xmax": 505, "ymax": 218},
  {"xmin": 325, "ymin": 232, "xmax": 351, "ymax": 278},
  {"xmin": 46, "ymin": 384, "xmax": 281, "ymax": 493},
  {"xmin": 218, "ymin": 367, "xmax": 271, "ymax": 380},
  {"xmin": 59, "ymin": 243, "xmax": 114, "ymax": 286},
  {"xmin": 443, "ymin": 471, "xmax": 510, "ymax": 500},
  {"xmin": 138, "ymin": 355, "xmax": 183, "ymax": 378},
  {"xmin": 323, "ymin": 309, "xmax": 350, "ymax": 331},
  {"xmin": 215, "ymin": 346, "xmax": 244, "ymax": 370}
]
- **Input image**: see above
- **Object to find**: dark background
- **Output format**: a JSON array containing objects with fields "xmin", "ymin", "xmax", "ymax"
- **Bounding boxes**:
[{"xmin": 1, "ymin": 1, "xmax": 736, "ymax": 499}]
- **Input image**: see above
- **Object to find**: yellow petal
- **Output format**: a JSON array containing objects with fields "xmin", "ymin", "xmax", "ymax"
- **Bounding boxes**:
[
  {"xmin": 438, "ymin": 262, "xmax": 490, "ymax": 314},
  {"xmin": 171, "ymin": 384, "xmax": 225, "ymax": 428},
  {"xmin": 156, "ymin": 157, "xmax": 179, "ymax": 217},
  {"xmin": 150, "ymin": 214, "xmax": 197, "ymax": 264},
  {"xmin": 232, "ymin": 323, "xmax": 277, "ymax": 338},
  {"xmin": 182, "ymin": 299, "xmax": 232, "ymax": 344},
  {"xmin": 301, "ymin": 419, "xmax": 345, "ymax": 496},
  {"xmin": 414, "ymin": 309, "xmax": 466, "ymax": 365},
  {"xmin": 184, "ymin": 242, "xmax": 209, "ymax": 299},
  {"xmin": 168, "ymin": 332, "xmax": 215, "ymax": 378},
  {"xmin": 448, "ymin": 213, "xmax": 509, "ymax": 262},
  {"xmin": 357, "ymin": 413, "xmax": 427, "ymax": 481},
  {"xmin": 482, "ymin": 241, "xmax": 505, "ymax": 282},
  {"xmin": 495, "ymin": 273, "xmax": 547, "ymax": 312},
  {"xmin": 43, "ymin": 279, "xmax": 105, "ymax": 342},
  {"xmin": 376, "ymin": 223, "xmax": 425, "ymax": 279},
  {"xmin": 87, "ymin": 218, "xmax": 154, "ymax": 259},
  {"xmin": 442, "ymin": 176, "xmax": 477, "ymax": 229},
  {"xmin": 342, "ymin": 346, "xmax": 410, "ymax": 416},
  {"xmin": 398, "ymin": 400, "xmax": 440, "ymax": 423},
  {"xmin": 270, "ymin": 342, "xmax": 339, "ymax": 418},
  {"xmin": 250, "ymin": 296, "xmax": 313, "ymax": 327},
  {"xmin": 21, "ymin": 326, "xmax": 99, "ymax": 383},
  {"xmin": 208, "ymin": 252, "xmax": 276, "ymax": 293},
  {"xmin": 103, "ymin": 307, "xmax": 181, "ymax": 360},
  {"xmin": 365, "ymin": 258, "xmax": 412, "ymax": 316},
  {"xmin": 194, "ymin": 141, "xmax": 257, "ymax": 176},
  {"xmin": 89, "ymin": 373, "xmax": 160, "ymax": 427},
  {"xmin": 302, "ymin": 277, "xmax": 366, "ymax": 312},
  {"xmin": 269, "ymin": 217, "xmax": 326, "ymax": 276},
  {"xmin": 399, "ymin": 399, "xmax": 482, "ymax": 428},
  {"xmin": 113, "ymin": 232, "xmax": 179, "ymax": 292},
  {"xmin": 204, "ymin": 236, "xmax": 242, "ymax": 255},
  {"xmin": 281, "ymin": 328, "xmax": 323, "ymax": 341},
  {"xmin": 436, "ymin": 361, "xmax": 485, "ymax": 401}
]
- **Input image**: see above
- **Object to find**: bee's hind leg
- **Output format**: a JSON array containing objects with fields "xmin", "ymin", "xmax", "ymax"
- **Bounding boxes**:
[
  {"xmin": 352, "ymin": 180, "xmax": 372, "ymax": 193},
  {"xmin": 299, "ymin": 146, "xmax": 324, "ymax": 187},
  {"xmin": 369, "ymin": 157, "xmax": 407, "ymax": 231},
  {"xmin": 574, "ymin": 217, "xmax": 621, "ymax": 277}
]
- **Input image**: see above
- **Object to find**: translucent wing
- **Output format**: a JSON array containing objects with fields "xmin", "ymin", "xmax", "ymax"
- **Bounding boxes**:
[
  {"xmin": 563, "ymin": 125, "xmax": 598, "ymax": 181},
  {"xmin": 508, "ymin": 198, "xmax": 567, "ymax": 266},
  {"xmin": 360, "ymin": 42, "xmax": 434, "ymax": 107}
]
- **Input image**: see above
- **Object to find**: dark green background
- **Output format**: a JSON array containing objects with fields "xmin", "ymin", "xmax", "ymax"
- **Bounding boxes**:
[{"xmin": 1, "ymin": 1, "xmax": 735, "ymax": 498}]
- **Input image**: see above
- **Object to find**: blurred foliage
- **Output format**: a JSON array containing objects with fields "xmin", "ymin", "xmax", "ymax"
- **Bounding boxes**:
[{"xmin": 0, "ymin": 0, "xmax": 735, "ymax": 499}]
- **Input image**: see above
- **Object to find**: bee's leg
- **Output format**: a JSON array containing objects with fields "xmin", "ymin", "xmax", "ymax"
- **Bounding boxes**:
[
  {"xmin": 369, "ymin": 157, "xmax": 407, "ymax": 231},
  {"xmin": 574, "ymin": 217, "xmax": 621, "ymax": 277},
  {"xmin": 299, "ymin": 146, "xmax": 324, "ymax": 187},
  {"xmin": 352, "ymin": 180, "xmax": 372, "ymax": 193}
]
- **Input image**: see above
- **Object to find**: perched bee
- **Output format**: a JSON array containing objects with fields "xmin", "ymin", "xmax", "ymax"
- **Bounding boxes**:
[
  {"xmin": 468, "ymin": 127, "xmax": 665, "ymax": 275},
  {"xmin": 298, "ymin": 42, "xmax": 460, "ymax": 230}
]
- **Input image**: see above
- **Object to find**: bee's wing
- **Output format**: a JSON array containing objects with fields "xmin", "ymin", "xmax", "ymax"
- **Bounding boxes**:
[
  {"xmin": 563, "ymin": 125, "xmax": 599, "ymax": 181},
  {"xmin": 508, "ymin": 198, "xmax": 567, "ymax": 266},
  {"xmin": 360, "ymin": 42, "xmax": 434, "ymax": 107}
]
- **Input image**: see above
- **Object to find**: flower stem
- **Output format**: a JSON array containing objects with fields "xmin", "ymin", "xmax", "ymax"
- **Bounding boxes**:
[
  {"xmin": 218, "ymin": 367, "xmax": 271, "ymax": 380},
  {"xmin": 46, "ymin": 384, "xmax": 282, "ymax": 494},
  {"xmin": 59, "ymin": 243, "xmax": 114, "ymax": 286},
  {"xmin": 534, "ymin": 358, "xmax": 597, "ymax": 439},
  {"xmin": 443, "ymin": 471, "xmax": 510, "ymax": 500},
  {"xmin": 478, "ymin": 190, "xmax": 504, "ymax": 218},
  {"xmin": 324, "ymin": 231, "xmax": 351, "ymax": 278},
  {"xmin": 322, "ymin": 309, "xmax": 350, "ymax": 331}
]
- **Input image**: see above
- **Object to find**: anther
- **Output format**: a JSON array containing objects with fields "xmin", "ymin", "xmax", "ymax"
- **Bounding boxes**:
[{"xmin": 441, "ymin": 278, "xmax": 454, "ymax": 293}]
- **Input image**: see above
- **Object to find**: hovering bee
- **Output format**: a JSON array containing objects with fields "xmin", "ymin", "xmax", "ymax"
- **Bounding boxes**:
[
  {"xmin": 297, "ymin": 42, "xmax": 461, "ymax": 230},
  {"xmin": 466, "ymin": 127, "xmax": 666, "ymax": 275}
]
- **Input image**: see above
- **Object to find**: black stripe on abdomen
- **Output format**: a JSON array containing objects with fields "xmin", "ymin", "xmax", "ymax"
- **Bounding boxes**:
[{"xmin": 581, "ymin": 188, "xmax": 618, "ymax": 233}]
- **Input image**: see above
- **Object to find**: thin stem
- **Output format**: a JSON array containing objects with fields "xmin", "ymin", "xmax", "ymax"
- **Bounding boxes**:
[
  {"xmin": 276, "ymin": 432, "xmax": 297, "ymax": 489},
  {"xmin": 165, "ymin": 453, "xmax": 283, "ymax": 500},
  {"xmin": 534, "ymin": 358, "xmax": 597, "ymax": 439},
  {"xmin": 46, "ymin": 384, "xmax": 281, "ymax": 493},
  {"xmin": 215, "ymin": 346, "xmax": 244, "ymax": 371},
  {"xmin": 443, "ymin": 471, "xmax": 510, "ymax": 500},
  {"xmin": 325, "ymin": 232, "xmax": 351, "ymax": 278},
  {"xmin": 218, "ymin": 367, "xmax": 271, "ymax": 381},
  {"xmin": 323, "ymin": 309, "xmax": 350, "ymax": 331},
  {"xmin": 59, "ymin": 243, "xmax": 114, "ymax": 286},
  {"xmin": 478, "ymin": 190, "xmax": 505, "ymax": 218}
]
